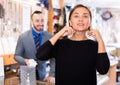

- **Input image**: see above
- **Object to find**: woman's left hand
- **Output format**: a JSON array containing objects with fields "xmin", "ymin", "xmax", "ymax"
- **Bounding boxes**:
[{"xmin": 86, "ymin": 29, "xmax": 103, "ymax": 42}]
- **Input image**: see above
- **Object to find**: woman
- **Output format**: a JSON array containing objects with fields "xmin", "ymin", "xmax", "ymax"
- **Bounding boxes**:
[{"xmin": 36, "ymin": 4, "xmax": 110, "ymax": 85}]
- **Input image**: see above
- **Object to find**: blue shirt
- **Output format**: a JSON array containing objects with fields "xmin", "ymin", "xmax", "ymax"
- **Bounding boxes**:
[{"xmin": 32, "ymin": 28, "xmax": 43, "ymax": 48}]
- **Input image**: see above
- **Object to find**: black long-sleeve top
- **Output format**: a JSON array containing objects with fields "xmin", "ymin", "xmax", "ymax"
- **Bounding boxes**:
[{"xmin": 36, "ymin": 39, "xmax": 110, "ymax": 85}]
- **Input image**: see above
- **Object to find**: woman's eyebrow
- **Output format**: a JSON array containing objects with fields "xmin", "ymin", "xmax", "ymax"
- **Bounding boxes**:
[{"xmin": 73, "ymin": 12, "xmax": 89, "ymax": 15}]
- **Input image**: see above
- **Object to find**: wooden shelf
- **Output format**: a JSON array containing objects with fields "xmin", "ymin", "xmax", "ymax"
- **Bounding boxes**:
[{"xmin": 0, "ymin": 54, "xmax": 17, "ymax": 66}]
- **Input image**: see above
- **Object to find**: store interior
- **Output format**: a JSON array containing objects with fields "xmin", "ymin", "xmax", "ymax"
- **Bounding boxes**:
[{"xmin": 0, "ymin": 0, "xmax": 120, "ymax": 85}]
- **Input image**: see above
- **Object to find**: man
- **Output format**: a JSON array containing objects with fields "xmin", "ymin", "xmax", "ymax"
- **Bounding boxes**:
[{"xmin": 14, "ymin": 11, "xmax": 55, "ymax": 82}]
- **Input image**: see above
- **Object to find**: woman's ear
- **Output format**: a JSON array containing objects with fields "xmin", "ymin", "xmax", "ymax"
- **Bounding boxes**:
[
  {"xmin": 88, "ymin": 22, "xmax": 92, "ymax": 30},
  {"xmin": 69, "ymin": 20, "xmax": 72, "ymax": 26}
]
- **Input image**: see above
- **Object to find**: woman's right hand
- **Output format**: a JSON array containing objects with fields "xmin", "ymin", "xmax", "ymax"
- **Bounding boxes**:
[
  {"xmin": 49, "ymin": 26, "xmax": 74, "ymax": 45},
  {"xmin": 59, "ymin": 26, "xmax": 74, "ymax": 38}
]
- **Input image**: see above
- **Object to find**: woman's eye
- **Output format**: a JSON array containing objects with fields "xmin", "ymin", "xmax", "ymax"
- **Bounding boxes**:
[
  {"xmin": 83, "ymin": 15, "xmax": 89, "ymax": 18},
  {"xmin": 74, "ymin": 15, "xmax": 79, "ymax": 18}
]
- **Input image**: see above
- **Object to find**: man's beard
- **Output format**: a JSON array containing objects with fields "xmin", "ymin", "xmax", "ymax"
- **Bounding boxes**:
[{"xmin": 34, "ymin": 25, "xmax": 43, "ymax": 31}]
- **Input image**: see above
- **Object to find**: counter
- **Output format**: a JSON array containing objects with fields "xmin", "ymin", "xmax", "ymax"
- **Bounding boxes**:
[
  {"xmin": 0, "ymin": 70, "xmax": 55, "ymax": 85},
  {"xmin": 0, "ymin": 76, "xmax": 55, "ymax": 85}
]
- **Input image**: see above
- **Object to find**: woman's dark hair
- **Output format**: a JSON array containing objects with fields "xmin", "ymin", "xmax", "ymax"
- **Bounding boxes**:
[
  {"xmin": 68, "ymin": 4, "xmax": 92, "ymax": 21},
  {"xmin": 53, "ymin": 24, "xmax": 63, "ymax": 34}
]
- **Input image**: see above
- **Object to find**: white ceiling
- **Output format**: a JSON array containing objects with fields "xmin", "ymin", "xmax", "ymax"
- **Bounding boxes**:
[
  {"xmin": 52, "ymin": 0, "xmax": 120, "ymax": 8},
  {"xmin": 77, "ymin": 0, "xmax": 120, "ymax": 8},
  {"xmin": 64, "ymin": 0, "xmax": 120, "ymax": 8}
]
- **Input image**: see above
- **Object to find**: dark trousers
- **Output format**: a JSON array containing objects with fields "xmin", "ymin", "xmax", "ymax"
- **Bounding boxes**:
[{"xmin": 36, "ymin": 68, "xmax": 39, "ymax": 80}]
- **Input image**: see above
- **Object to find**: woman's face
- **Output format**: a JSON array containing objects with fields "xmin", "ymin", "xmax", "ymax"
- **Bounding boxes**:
[{"xmin": 69, "ymin": 7, "xmax": 91, "ymax": 32}]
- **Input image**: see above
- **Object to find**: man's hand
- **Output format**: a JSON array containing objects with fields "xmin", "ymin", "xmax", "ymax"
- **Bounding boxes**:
[
  {"xmin": 24, "ymin": 59, "xmax": 37, "ymax": 67},
  {"xmin": 44, "ymin": 76, "xmax": 55, "ymax": 83}
]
